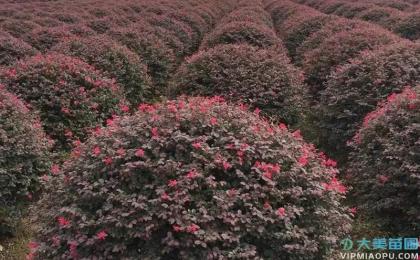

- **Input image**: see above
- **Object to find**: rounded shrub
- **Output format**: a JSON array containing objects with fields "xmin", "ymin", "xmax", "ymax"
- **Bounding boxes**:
[
  {"xmin": 222, "ymin": 7, "xmax": 274, "ymax": 28},
  {"xmin": 0, "ymin": 53, "xmax": 127, "ymax": 151},
  {"xmin": 394, "ymin": 12, "xmax": 420, "ymax": 40},
  {"xmin": 0, "ymin": 86, "xmax": 50, "ymax": 237},
  {"xmin": 302, "ymin": 26, "xmax": 399, "ymax": 98},
  {"xmin": 170, "ymin": 44, "xmax": 306, "ymax": 125},
  {"xmin": 315, "ymin": 42, "xmax": 420, "ymax": 159},
  {"xmin": 53, "ymin": 36, "xmax": 153, "ymax": 105},
  {"xmin": 201, "ymin": 21, "xmax": 284, "ymax": 52},
  {"xmin": 355, "ymin": 7, "xmax": 403, "ymax": 29},
  {"xmin": 24, "ymin": 26, "xmax": 73, "ymax": 52},
  {"xmin": 281, "ymin": 14, "xmax": 333, "ymax": 61},
  {"xmin": 32, "ymin": 96, "xmax": 351, "ymax": 259},
  {"xmin": 1, "ymin": 19, "xmax": 40, "ymax": 38},
  {"xmin": 0, "ymin": 32, "xmax": 38, "ymax": 66},
  {"xmin": 109, "ymin": 26, "xmax": 176, "ymax": 89},
  {"xmin": 296, "ymin": 18, "xmax": 363, "ymax": 65},
  {"xmin": 347, "ymin": 86, "xmax": 419, "ymax": 236}
]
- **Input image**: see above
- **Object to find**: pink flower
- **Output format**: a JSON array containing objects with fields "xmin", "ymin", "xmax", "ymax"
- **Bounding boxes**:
[
  {"xmin": 135, "ymin": 148, "xmax": 145, "ymax": 157},
  {"xmin": 28, "ymin": 241, "xmax": 39, "ymax": 250},
  {"xmin": 222, "ymin": 161, "xmax": 232, "ymax": 170},
  {"xmin": 61, "ymin": 107, "xmax": 70, "ymax": 114},
  {"xmin": 173, "ymin": 225, "xmax": 182, "ymax": 232},
  {"xmin": 192, "ymin": 142, "xmax": 202, "ymax": 149},
  {"xmin": 298, "ymin": 156, "xmax": 308, "ymax": 166},
  {"xmin": 103, "ymin": 157, "xmax": 113, "ymax": 165},
  {"xmin": 292, "ymin": 130, "xmax": 302, "ymax": 139},
  {"xmin": 254, "ymin": 108, "xmax": 261, "ymax": 115},
  {"xmin": 324, "ymin": 159, "xmax": 337, "ymax": 167},
  {"xmin": 117, "ymin": 148, "xmax": 126, "ymax": 157},
  {"xmin": 278, "ymin": 123, "xmax": 288, "ymax": 131},
  {"xmin": 378, "ymin": 175, "xmax": 389, "ymax": 184},
  {"xmin": 186, "ymin": 169, "xmax": 199, "ymax": 179},
  {"xmin": 210, "ymin": 117, "xmax": 218, "ymax": 125},
  {"xmin": 161, "ymin": 192, "xmax": 170, "ymax": 201},
  {"xmin": 349, "ymin": 207, "xmax": 357, "ymax": 215},
  {"xmin": 96, "ymin": 230, "xmax": 108, "ymax": 240},
  {"xmin": 277, "ymin": 207, "xmax": 286, "ymax": 217},
  {"xmin": 168, "ymin": 179, "xmax": 177, "ymax": 187},
  {"xmin": 57, "ymin": 216, "xmax": 70, "ymax": 227},
  {"xmin": 64, "ymin": 129, "xmax": 73, "ymax": 138},
  {"xmin": 51, "ymin": 164, "xmax": 60, "ymax": 175},
  {"xmin": 151, "ymin": 127, "xmax": 159, "ymax": 139},
  {"xmin": 92, "ymin": 146, "xmax": 101, "ymax": 156},
  {"xmin": 187, "ymin": 224, "xmax": 200, "ymax": 233},
  {"xmin": 263, "ymin": 201, "xmax": 271, "ymax": 209},
  {"xmin": 119, "ymin": 104, "xmax": 130, "ymax": 113},
  {"xmin": 138, "ymin": 103, "xmax": 155, "ymax": 112}
]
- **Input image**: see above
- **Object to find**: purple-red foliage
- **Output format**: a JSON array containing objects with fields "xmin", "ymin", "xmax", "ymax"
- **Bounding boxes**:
[
  {"xmin": 201, "ymin": 21, "xmax": 285, "ymax": 52},
  {"xmin": 53, "ymin": 35, "xmax": 153, "ymax": 105},
  {"xmin": 348, "ymin": 86, "xmax": 420, "ymax": 236},
  {"xmin": 0, "ymin": 53, "xmax": 127, "ymax": 151},
  {"xmin": 24, "ymin": 26, "xmax": 73, "ymax": 52},
  {"xmin": 170, "ymin": 44, "xmax": 306, "ymax": 125},
  {"xmin": 314, "ymin": 41, "xmax": 420, "ymax": 159},
  {"xmin": 302, "ymin": 25, "xmax": 399, "ymax": 98},
  {"xmin": 0, "ymin": 32, "xmax": 38, "ymax": 66},
  {"xmin": 109, "ymin": 25, "xmax": 176, "ymax": 88},
  {"xmin": 0, "ymin": 86, "xmax": 50, "ymax": 236},
  {"xmin": 32, "ymin": 96, "xmax": 351, "ymax": 259}
]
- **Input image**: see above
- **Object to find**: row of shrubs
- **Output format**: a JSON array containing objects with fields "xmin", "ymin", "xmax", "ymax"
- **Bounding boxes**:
[
  {"xmin": 171, "ymin": 0, "xmax": 308, "ymax": 126},
  {"xmin": 4, "ymin": 0, "xmax": 354, "ymax": 259},
  {"xmin": 293, "ymin": 0, "xmax": 420, "ymax": 40},
  {"xmin": 265, "ymin": 0, "xmax": 420, "ymax": 236},
  {"xmin": 0, "ymin": 0, "xmax": 238, "ymax": 241}
]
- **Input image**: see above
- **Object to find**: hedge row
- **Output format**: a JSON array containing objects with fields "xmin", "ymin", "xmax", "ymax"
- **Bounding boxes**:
[
  {"xmin": 172, "ymin": 0, "xmax": 307, "ymax": 126},
  {"xmin": 293, "ymin": 0, "xmax": 420, "ymax": 40}
]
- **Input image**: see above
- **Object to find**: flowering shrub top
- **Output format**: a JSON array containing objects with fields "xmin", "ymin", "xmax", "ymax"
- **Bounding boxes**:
[
  {"xmin": 0, "ymin": 53, "xmax": 127, "ymax": 151},
  {"xmin": 33, "ymin": 96, "xmax": 351, "ymax": 259},
  {"xmin": 394, "ymin": 12, "xmax": 420, "ymax": 41},
  {"xmin": 0, "ymin": 86, "xmax": 50, "ymax": 237},
  {"xmin": 109, "ymin": 26, "xmax": 176, "ymax": 89},
  {"xmin": 0, "ymin": 32, "xmax": 38, "ymax": 66},
  {"xmin": 347, "ymin": 86, "xmax": 419, "ymax": 235},
  {"xmin": 53, "ymin": 36, "xmax": 153, "ymax": 105},
  {"xmin": 302, "ymin": 26, "xmax": 399, "ymax": 98},
  {"xmin": 201, "ymin": 21, "xmax": 284, "ymax": 52},
  {"xmin": 24, "ymin": 26, "xmax": 73, "ymax": 52},
  {"xmin": 170, "ymin": 44, "xmax": 306, "ymax": 125},
  {"xmin": 316, "ymin": 42, "xmax": 420, "ymax": 159}
]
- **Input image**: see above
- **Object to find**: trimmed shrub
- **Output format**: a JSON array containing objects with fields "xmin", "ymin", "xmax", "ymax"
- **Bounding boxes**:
[
  {"xmin": 109, "ymin": 26, "xmax": 176, "ymax": 88},
  {"xmin": 0, "ymin": 53, "xmax": 127, "ymax": 151},
  {"xmin": 146, "ymin": 14, "xmax": 196, "ymax": 55},
  {"xmin": 315, "ymin": 42, "xmax": 420, "ymax": 159},
  {"xmin": 0, "ymin": 32, "xmax": 38, "ymax": 66},
  {"xmin": 302, "ymin": 26, "xmax": 399, "ymax": 98},
  {"xmin": 282, "ymin": 14, "xmax": 333, "ymax": 61},
  {"xmin": 394, "ymin": 12, "xmax": 420, "ymax": 40},
  {"xmin": 296, "ymin": 18, "xmax": 363, "ymax": 65},
  {"xmin": 0, "ymin": 86, "xmax": 50, "ymax": 237},
  {"xmin": 1, "ymin": 19, "xmax": 40, "ymax": 38},
  {"xmin": 52, "ymin": 36, "xmax": 153, "ymax": 105},
  {"xmin": 32, "ymin": 96, "xmax": 351, "ymax": 259},
  {"xmin": 24, "ymin": 26, "xmax": 73, "ymax": 52},
  {"xmin": 170, "ymin": 44, "xmax": 306, "ymax": 125},
  {"xmin": 222, "ymin": 7, "xmax": 274, "ymax": 28},
  {"xmin": 355, "ymin": 7, "xmax": 403, "ymax": 29},
  {"xmin": 201, "ymin": 21, "xmax": 284, "ymax": 52},
  {"xmin": 347, "ymin": 86, "xmax": 420, "ymax": 235}
]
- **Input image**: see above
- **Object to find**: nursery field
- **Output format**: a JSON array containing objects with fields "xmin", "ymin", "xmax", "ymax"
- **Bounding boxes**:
[{"xmin": 0, "ymin": 0, "xmax": 418, "ymax": 259}]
